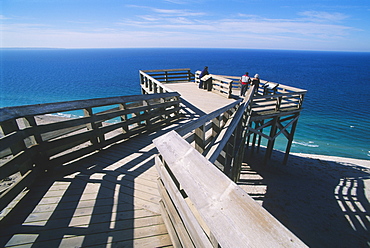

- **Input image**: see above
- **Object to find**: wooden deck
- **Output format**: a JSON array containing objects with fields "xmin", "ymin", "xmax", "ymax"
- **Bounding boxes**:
[
  {"xmin": 0, "ymin": 87, "xmax": 239, "ymax": 247},
  {"xmin": 165, "ymin": 82, "xmax": 237, "ymax": 115},
  {"xmin": 1, "ymin": 68, "xmax": 309, "ymax": 247}
]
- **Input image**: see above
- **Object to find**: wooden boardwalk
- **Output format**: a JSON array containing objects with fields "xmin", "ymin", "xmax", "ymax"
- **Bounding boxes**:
[
  {"xmin": 166, "ymin": 82, "xmax": 237, "ymax": 115},
  {"xmin": 0, "ymin": 86, "xmax": 239, "ymax": 247}
]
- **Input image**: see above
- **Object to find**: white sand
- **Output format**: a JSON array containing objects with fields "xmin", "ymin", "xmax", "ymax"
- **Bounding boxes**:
[{"xmin": 240, "ymin": 149, "xmax": 370, "ymax": 247}]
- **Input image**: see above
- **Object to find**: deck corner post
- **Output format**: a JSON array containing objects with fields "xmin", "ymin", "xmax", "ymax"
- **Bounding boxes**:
[{"xmin": 83, "ymin": 107, "xmax": 103, "ymax": 148}]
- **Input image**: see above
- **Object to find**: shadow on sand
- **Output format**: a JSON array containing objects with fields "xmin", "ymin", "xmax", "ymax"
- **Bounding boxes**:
[{"xmin": 239, "ymin": 148, "xmax": 370, "ymax": 247}]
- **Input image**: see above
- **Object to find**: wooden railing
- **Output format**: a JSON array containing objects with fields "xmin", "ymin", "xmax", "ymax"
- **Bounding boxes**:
[
  {"xmin": 195, "ymin": 71, "xmax": 234, "ymax": 98},
  {"xmin": 251, "ymin": 83, "xmax": 306, "ymax": 115},
  {"xmin": 0, "ymin": 93, "xmax": 181, "ymax": 212},
  {"xmin": 175, "ymin": 99, "xmax": 242, "ymax": 155},
  {"xmin": 154, "ymin": 130, "xmax": 307, "ymax": 247},
  {"xmin": 175, "ymin": 86, "xmax": 255, "ymax": 182},
  {"xmin": 142, "ymin": 68, "xmax": 194, "ymax": 83},
  {"xmin": 140, "ymin": 68, "xmax": 194, "ymax": 94},
  {"xmin": 153, "ymin": 82, "xmax": 308, "ymax": 247}
]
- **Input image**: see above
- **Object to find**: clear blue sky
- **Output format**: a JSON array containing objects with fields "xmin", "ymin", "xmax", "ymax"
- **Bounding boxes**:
[{"xmin": 1, "ymin": 0, "xmax": 370, "ymax": 51}]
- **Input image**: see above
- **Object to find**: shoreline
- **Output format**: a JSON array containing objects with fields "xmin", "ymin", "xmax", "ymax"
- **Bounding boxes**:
[{"xmin": 291, "ymin": 152, "xmax": 370, "ymax": 169}]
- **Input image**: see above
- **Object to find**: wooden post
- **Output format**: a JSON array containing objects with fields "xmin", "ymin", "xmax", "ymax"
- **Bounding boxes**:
[
  {"xmin": 265, "ymin": 116, "xmax": 278, "ymax": 163},
  {"xmin": 230, "ymin": 118, "xmax": 243, "ymax": 182},
  {"xmin": 154, "ymin": 83, "xmax": 158, "ymax": 94},
  {"xmin": 0, "ymin": 119, "xmax": 26, "ymax": 155},
  {"xmin": 276, "ymin": 96, "xmax": 282, "ymax": 111},
  {"xmin": 165, "ymin": 71, "xmax": 168, "ymax": 83},
  {"xmin": 119, "ymin": 103, "xmax": 129, "ymax": 134},
  {"xmin": 195, "ymin": 125, "xmax": 206, "ymax": 154},
  {"xmin": 83, "ymin": 108, "xmax": 103, "ymax": 147},
  {"xmin": 212, "ymin": 116, "xmax": 221, "ymax": 139},
  {"xmin": 228, "ymin": 81, "xmax": 233, "ymax": 98},
  {"xmin": 149, "ymin": 79, "xmax": 153, "ymax": 92},
  {"xmin": 23, "ymin": 116, "xmax": 43, "ymax": 147},
  {"xmin": 142, "ymin": 75, "xmax": 149, "ymax": 94},
  {"xmin": 224, "ymin": 138, "xmax": 234, "ymax": 177},
  {"xmin": 251, "ymin": 121, "xmax": 258, "ymax": 150},
  {"xmin": 283, "ymin": 115, "xmax": 299, "ymax": 165},
  {"xmin": 257, "ymin": 120, "xmax": 264, "ymax": 152}
]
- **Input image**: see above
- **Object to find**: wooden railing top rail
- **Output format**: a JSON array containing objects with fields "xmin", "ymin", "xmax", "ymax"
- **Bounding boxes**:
[
  {"xmin": 214, "ymin": 74, "xmax": 307, "ymax": 92},
  {"xmin": 154, "ymin": 131, "xmax": 307, "ymax": 247},
  {"xmin": 0, "ymin": 93, "xmax": 179, "ymax": 122},
  {"xmin": 139, "ymin": 71, "xmax": 176, "ymax": 93},
  {"xmin": 141, "ymin": 68, "xmax": 191, "ymax": 73},
  {"xmin": 195, "ymin": 71, "xmax": 233, "ymax": 84},
  {"xmin": 175, "ymin": 99, "xmax": 242, "ymax": 137},
  {"xmin": 140, "ymin": 68, "xmax": 194, "ymax": 84},
  {"xmin": 208, "ymin": 86, "xmax": 254, "ymax": 163}
]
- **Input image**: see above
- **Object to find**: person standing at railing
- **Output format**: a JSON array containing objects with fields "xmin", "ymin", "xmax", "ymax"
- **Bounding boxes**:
[
  {"xmin": 239, "ymin": 72, "xmax": 251, "ymax": 96},
  {"xmin": 198, "ymin": 66, "xmax": 209, "ymax": 89},
  {"xmin": 252, "ymin": 74, "xmax": 260, "ymax": 95}
]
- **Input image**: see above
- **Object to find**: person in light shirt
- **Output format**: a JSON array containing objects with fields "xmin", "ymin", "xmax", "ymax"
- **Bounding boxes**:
[{"xmin": 239, "ymin": 72, "xmax": 251, "ymax": 96}]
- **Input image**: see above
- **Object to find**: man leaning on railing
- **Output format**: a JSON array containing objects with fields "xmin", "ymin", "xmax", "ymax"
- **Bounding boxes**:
[{"xmin": 198, "ymin": 66, "xmax": 209, "ymax": 89}]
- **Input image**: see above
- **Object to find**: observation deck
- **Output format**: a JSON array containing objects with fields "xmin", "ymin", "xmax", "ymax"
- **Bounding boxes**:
[{"xmin": 0, "ymin": 69, "xmax": 308, "ymax": 247}]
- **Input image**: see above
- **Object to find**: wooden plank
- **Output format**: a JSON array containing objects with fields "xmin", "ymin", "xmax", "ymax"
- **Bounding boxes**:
[
  {"xmin": 153, "ymin": 131, "xmax": 307, "ymax": 248},
  {"xmin": 158, "ymin": 179, "xmax": 195, "ymax": 248},
  {"xmin": 156, "ymin": 156, "xmax": 212, "ymax": 248},
  {"xmin": 159, "ymin": 199, "xmax": 182, "ymax": 248}
]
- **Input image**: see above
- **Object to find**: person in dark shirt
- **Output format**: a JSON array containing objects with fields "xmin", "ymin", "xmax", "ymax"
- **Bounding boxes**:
[{"xmin": 198, "ymin": 66, "xmax": 209, "ymax": 89}]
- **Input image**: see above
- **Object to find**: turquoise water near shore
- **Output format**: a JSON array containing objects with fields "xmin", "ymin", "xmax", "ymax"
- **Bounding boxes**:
[{"xmin": 1, "ymin": 48, "xmax": 369, "ymax": 160}]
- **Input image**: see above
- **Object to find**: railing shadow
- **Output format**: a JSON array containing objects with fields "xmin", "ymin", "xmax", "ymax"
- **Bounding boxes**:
[
  {"xmin": 240, "ymin": 148, "xmax": 370, "ymax": 247},
  {"xmin": 0, "ymin": 120, "xmax": 186, "ymax": 247},
  {"xmin": 179, "ymin": 98, "xmax": 206, "ymax": 119}
]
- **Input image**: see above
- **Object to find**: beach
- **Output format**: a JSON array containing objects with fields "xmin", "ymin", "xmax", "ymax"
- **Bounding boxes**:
[{"xmin": 240, "ymin": 148, "xmax": 370, "ymax": 247}]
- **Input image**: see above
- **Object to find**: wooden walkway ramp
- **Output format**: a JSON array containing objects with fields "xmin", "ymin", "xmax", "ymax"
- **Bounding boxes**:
[{"xmin": 0, "ymin": 88, "xmax": 238, "ymax": 247}]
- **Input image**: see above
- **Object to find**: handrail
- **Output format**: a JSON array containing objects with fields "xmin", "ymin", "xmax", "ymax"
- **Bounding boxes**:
[
  {"xmin": 195, "ymin": 71, "xmax": 234, "ymax": 98},
  {"xmin": 141, "ymin": 68, "xmax": 194, "ymax": 84},
  {"xmin": 174, "ymin": 85, "xmax": 254, "ymax": 181},
  {"xmin": 140, "ymin": 70, "xmax": 175, "ymax": 94},
  {"xmin": 175, "ymin": 99, "xmax": 242, "ymax": 137},
  {"xmin": 0, "ymin": 92, "xmax": 182, "ymax": 212},
  {"xmin": 154, "ymin": 130, "xmax": 307, "ymax": 247},
  {"xmin": 0, "ymin": 93, "xmax": 179, "ymax": 121}
]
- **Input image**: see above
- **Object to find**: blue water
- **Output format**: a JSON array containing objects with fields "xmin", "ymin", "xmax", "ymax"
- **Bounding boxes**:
[{"xmin": 1, "ymin": 48, "xmax": 369, "ymax": 160}]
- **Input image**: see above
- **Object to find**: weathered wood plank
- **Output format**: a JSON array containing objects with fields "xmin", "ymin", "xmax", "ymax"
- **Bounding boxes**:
[
  {"xmin": 153, "ymin": 131, "xmax": 307, "ymax": 248},
  {"xmin": 159, "ymin": 200, "xmax": 182, "ymax": 248},
  {"xmin": 156, "ymin": 156, "xmax": 212, "ymax": 248},
  {"xmin": 158, "ymin": 178, "xmax": 196, "ymax": 248}
]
